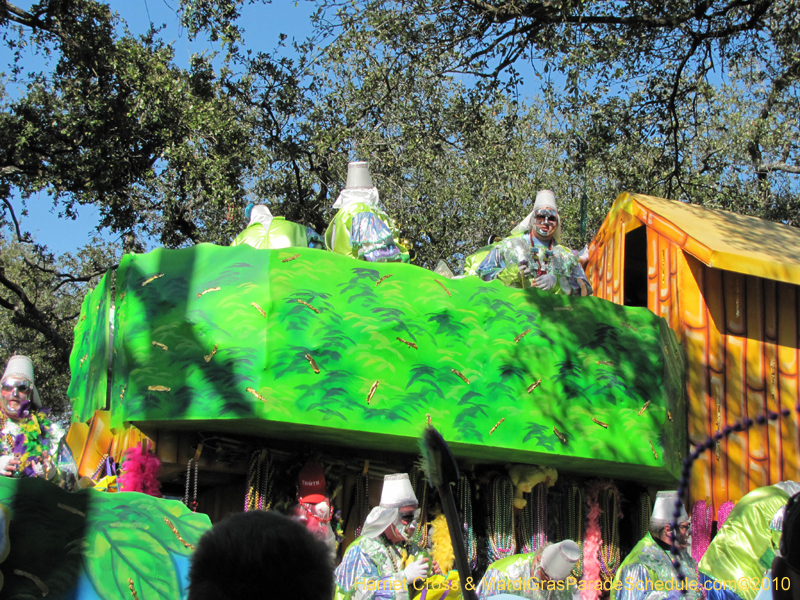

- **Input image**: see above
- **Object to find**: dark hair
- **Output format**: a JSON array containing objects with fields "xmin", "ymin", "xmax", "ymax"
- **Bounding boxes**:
[
  {"xmin": 187, "ymin": 510, "xmax": 334, "ymax": 600},
  {"xmin": 781, "ymin": 493, "xmax": 800, "ymax": 572}
]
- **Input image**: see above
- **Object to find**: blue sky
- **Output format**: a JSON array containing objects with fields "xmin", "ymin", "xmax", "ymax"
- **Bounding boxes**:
[
  {"xmin": 4, "ymin": 0, "xmax": 552, "ymax": 256},
  {"xmin": 2, "ymin": 0, "xmax": 316, "ymax": 255}
]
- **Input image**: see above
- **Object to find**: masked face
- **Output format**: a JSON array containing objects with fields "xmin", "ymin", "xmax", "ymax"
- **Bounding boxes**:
[
  {"xmin": 533, "ymin": 208, "xmax": 558, "ymax": 242},
  {"xmin": 663, "ymin": 522, "xmax": 691, "ymax": 550},
  {"xmin": 675, "ymin": 522, "xmax": 691, "ymax": 550},
  {"xmin": 308, "ymin": 500, "xmax": 331, "ymax": 522},
  {"xmin": 393, "ymin": 506, "xmax": 420, "ymax": 541},
  {"xmin": 1, "ymin": 377, "xmax": 33, "ymax": 421}
]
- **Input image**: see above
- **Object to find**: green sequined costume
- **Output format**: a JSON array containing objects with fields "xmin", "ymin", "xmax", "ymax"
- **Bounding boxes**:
[
  {"xmin": 231, "ymin": 216, "xmax": 324, "ymax": 250},
  {"xmin": 610, "ymin": 533, "xmax": 700, "ymax": 600},
  {"xmin": 325, "ymin": 187, "xmax": 409, "ymax": 263},
  {"xmin": 477, "ymin": 549, "xmax": 574, "ymax": 600}
]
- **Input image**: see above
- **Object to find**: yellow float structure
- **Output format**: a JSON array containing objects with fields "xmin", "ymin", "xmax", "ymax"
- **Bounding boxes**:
[{"xmin": 586, "ymin": 192, "xmax": 800, "ymax": 510}]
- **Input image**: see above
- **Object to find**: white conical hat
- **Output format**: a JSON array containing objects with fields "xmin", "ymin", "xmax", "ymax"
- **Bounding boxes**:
[
  {"xmin": 379, "ymin": 473, "xmax": 418, "ymax": 508},
  {"xmin": 540, "ymin": 540, "xmax": 581, "ymax": 580},
  {"xmin": 533, "ymin": 189, "xmax": 558, "ymax": 212},
  {"xmin": 345, "ymin": 161, "xmax": 374, "ymax": 189},
  {"xmin": 651, "ymin": 491, "xmax": 689, "ymax": 526},
  {"xmin": 332, "ymin": 161, "xmax": 381, "ymax": 210},
  {"xmin": 2, "ymin": 355, "xmax": 41, "ymax": 407},
  {"xmin": 358, "ymin": 473, "xmax": 419, "ymax": 539}
]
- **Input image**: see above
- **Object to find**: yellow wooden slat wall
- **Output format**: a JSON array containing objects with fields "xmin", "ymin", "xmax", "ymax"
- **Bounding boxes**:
[
  {"xmin": 722, "ymin": 271, "xmax": 748, "ymax": 501},
  {"xmin": 763, "ymin": 280, "xmax": 781, "ymax": 485},
  {"xmin": 704, "ymin": 266, "xmax": 729, "ymax": 510},
  {"xmin": 680, "ymin": 252, "xmax": 712, "ymax": 504},
  {"xmin": 745, "ymin": 277, "xmax": 769, "ymax": 488},
  {"xmin": 778, "ymin": 284, "xmax": 800, "ymax": 483},
  {"xmin": 585, "ymin": 199, "xmax": 800, "ymax": 509}
]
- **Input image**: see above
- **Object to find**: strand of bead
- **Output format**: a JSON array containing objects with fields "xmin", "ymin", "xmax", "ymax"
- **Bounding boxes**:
[
  {"xmin": 354, "ymin": 473, "xmax": 369, "ymax": 538},
  {"xmin": 184, "ymin": 459, "xmax": 193, "ymax": 509},
  {"xmin": 637, "ymin": 492, "xmax": 652, "ymax": 540},
  {"xmin": 244, "ymin": 451, "xmax": 261, "ymax": 512},
  {"xmin": 379, "ymin": 534, "xmax": 402, "ymax": 573},
  {"xmin": 518, "ymin": 483, "xmax": 547, "ymax": 553},
  {"xmin": 265, "ymin": 455, "xmax": 275, "ymax": 510},
  {"xmin": 257, "ymin": 452, "xmax": 268, "ymax": 510},
  {"xmin": 692, "ymin": 500, "xmax": 713, "ymax": 600},
  {"xmin": 256, "ymin": 452, "xmax": 274, "ymax": 510},
  {"xmin": 535, "ymin": 482, "xmax": 548, "ymax": 551},
  {"xmin": 519, "ymin": 489, "xmax": 535, "ymax": 554},
  {"xmin": 486, "ymin": 475, "xmax": 516, "ymax": 563},
  {"xmin": 457, "ymin": 475, "xmax": 478, "ymax": 569},
  {"xmin": 717, "ymin": 501, "xmax": 735, "ymax": 529},
  {"xmin": 598, "ymin": 488, "xmax": 621, "ymax": 583},
  {"xmin": 691, "ymin": 500, "xmax": 712, "ymax": 564},
  {"xmin": 191, "ymin": 461, "xmax": 199, "ymax": 511},
  {"xmin": 567, "ymin": 485, "xmax": 584, "ymax": 579}
]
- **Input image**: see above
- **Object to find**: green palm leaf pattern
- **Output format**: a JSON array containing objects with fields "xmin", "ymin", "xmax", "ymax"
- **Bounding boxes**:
[{"xmin": 67, "ymin": 244, "xmax": 686, "ymax": 482}]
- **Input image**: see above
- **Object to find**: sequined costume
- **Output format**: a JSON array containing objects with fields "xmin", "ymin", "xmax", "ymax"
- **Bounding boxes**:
[
  {"xmin": 610, "ymin": 533, "xmax": 700, "ymax": 600},
  {"xmin": 231, "ymin": 215, "xmax": 324, "ymax": 250},
  {"xmin": 470, "ymin": 233, "xmax": 591, "ymax": 295},
  {"xmin": 325, "ymin": 198, "xmax": 409, "ymax": 263},
  {"xmin": 698, "ymin": 483, "xmax": 797, "ymax": 600},
  {"xmin": 463, "ymin": 242, "xmax": 499, "ymax": 278},
  {"xmin": 477, "ymin": 550, "xmax": 573, "ymax": 600},
  {"xmin": 335, "ymin": 535, "xmax": 412, "ymax": 600}
]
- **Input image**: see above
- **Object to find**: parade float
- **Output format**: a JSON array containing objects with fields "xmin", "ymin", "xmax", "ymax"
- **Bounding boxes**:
[
  {"xmin": 1, "ymin": 191, "xmax": 719, "ymax": 599},
  {"xmin": 0, "ymin": 236, "xmax": 687, "ymax": 598}
]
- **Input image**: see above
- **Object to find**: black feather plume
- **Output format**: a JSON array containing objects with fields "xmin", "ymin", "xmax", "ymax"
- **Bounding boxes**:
[{"xmin": 420, "ymin": 426, "xmax": 459, "ymax": 489}]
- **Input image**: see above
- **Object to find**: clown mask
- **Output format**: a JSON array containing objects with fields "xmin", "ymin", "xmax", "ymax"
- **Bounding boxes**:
[
  {"xmin": 1, "ymin": 377, "xmax": 33, "ymax": 421},
  {"xmin": 533, "ymin": 208, "xmax": 558, "ymax": 242},
  {"xmin": 392, "ymin": 507, "xmax": 420, "ymax": 541}
]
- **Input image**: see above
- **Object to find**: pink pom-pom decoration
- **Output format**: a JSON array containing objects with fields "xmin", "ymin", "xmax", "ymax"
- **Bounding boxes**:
[{"xmin": 118, "ymin": 443, "xmax": 162, "ymax": 497}]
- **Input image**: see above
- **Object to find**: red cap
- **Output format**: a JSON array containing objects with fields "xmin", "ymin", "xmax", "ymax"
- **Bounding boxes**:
[{"xmin": 297, "ymin": 459, "xmax": 327, "ymax": 504}]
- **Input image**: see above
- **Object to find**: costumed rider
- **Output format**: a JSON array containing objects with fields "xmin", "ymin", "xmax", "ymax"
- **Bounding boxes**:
[
  {"xmin": 231, "ymin": 203, "xmax": 325, "ymax": 249},
  {"xmin": 477, "ymin": 539, "xmax": 581, "ymax": 600},
  {"xmin": 325, "ymin": 161, "xmax": 410, "ymax": 263},
  {"xmin": 291, "ymin": 457, "xmax": 338, "ymax": 559},
  {"xmin": 0, "ymin": 356, "xmax": 58, "ymax": 480},
  {"xmin": 468, "ymin": 190, "xmax": 592, "ymax": 296},
  {"xmin": 610, "ymin": 491, "xmax": 700, "ymax": 600},
  {"xmin": 698, "ymin": 481, "xmax": 800, "ymax": 600},
  {"xmin": 335, "ymin": 473, "xmax": 430, "ymax": 600}
]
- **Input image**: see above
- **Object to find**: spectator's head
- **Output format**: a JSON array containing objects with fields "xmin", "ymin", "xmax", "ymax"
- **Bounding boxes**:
[
  {"xmin": 187, "ymin": 510, "xmax": 334, "ymax": 600},
  {"xmin": 773, "ymin": 493, "xmax": 800, "ymax": 600}
]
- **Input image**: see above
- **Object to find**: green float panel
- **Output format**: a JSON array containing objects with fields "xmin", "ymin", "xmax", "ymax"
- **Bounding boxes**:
[
  {"xmin": 68, "ymin": 269, "xmax": 112, "ymax": 422},
  {"xmin": 68, "ymin": 244, "xmax": 687, "ymax": 485}
]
